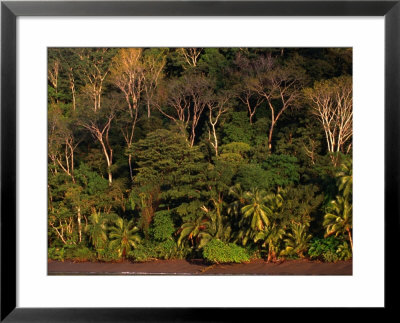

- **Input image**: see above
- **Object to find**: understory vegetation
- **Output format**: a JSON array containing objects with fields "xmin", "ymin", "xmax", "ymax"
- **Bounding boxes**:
[{"xmin": 48, "ymin": 48, "xmax": 352, "ymax": 264}]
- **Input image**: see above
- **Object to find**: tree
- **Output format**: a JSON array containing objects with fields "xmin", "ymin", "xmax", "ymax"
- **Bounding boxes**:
[
  {"xmin": 109, "ymin": 217, "xmax": 141, "ymax": 259},
  {"xmin": 177, "ymin": 214, "xmax": 212, "ymax": 249},
  {"xmin": 76, "ymin": 48, "xmax": 115, "ymax": 112},
  {"xmin": 177, "ymin": 48, "xmax": 203, "ymax": 69},
  {"xmin": 282, "ymin": 221, "xmax": 313, "ymax": 258},
  {"xmin": 142, "ymin": 48, "xmax": 166, "ymax": 118},
  {"xmin": 110, "ymin": 48, "xmax": 145, "ymax": 180},
  {"xmin": 336, "ymin": 158, "xmax": 352, "ymax": 200},
  {"xmin": 240, "ymin": 189, "xmax": 272, "ymax": 234},
  {"xmin": 206, "ymin": 91, "xmax": 233, "ymax": 156},
  {"xmin": 48, "ymin": 173, "xmax": 78, "ymax": 246},
  {"xmin": 254, "ymin": 223, "xmax": 285, "ymax": 262},
  {"xmin": 305, "ymin": 76, "xmax": 353, "ymax": 161},
  {"xmin": 233, "ymin": 53, "xmax": 265, "ymax": 124},
  {"xmin": 130, "ymin": 128, "xmax": 209, "ymax": 223},
  {"xmin": 79, "ymin": 100, "xmax": 116, "ymax": 185},
  {"xmin": 48, "ymin": 50, "xmax": 61, "ymax": 104},
  {"xmin": 86, "ymin": 211, "xmax": 110, "ymax": 252},
  {"xmin": 200, "ymin": 178, "xmax": 233, "ymax": 243},
  {"xmin": 58, "ymin": 48, "xmax": 82, "ymax": 111},
  {"xmin": 47, "ymin": 47, "xmax": 354, "ymax": 265},
  {"xmin": 248, "ymin": 54, "xmax": 305, "ymax": 151},
  {"xmin": 48, "ymin": 105, "xmax": 79, "ymax": 181},
  {"xmin": 155, "ymin": 74, "xmax": 211, "ymax": 146}
]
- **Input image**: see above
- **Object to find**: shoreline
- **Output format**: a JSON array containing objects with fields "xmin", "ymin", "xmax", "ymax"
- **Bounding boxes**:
[{"xmin": 48, "ymin": 258, "xmax": 352, "ymax": 275}]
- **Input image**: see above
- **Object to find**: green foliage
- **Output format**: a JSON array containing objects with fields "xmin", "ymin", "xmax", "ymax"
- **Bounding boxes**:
[
  {"xmin": 280, "ymin": 185, "xmax": 324, "ymax": 226},
  {"xmin": 235, "ymin": 164, "xmax": 272, "ymax": 191},
  {"xmin": 254, "ymin": 223, "xmax": 285, "ymax": 262},
  {"xmin": 177, "ymin": 214, "xmax": 212, "ymax": 249},
  {"xmin": 96, "ymin": 246, "xmax": 120, "ymax": 262},
  {"xmin": 308, "ymin": 236, "xmax": 351, "ymax": 262},
  {"xmin": 70, "ymin": 246, "xmax": 97, "ymax": 262},
  {"xmin": 151, "ymin": 211, "xmax": 176, "ymax": 241},
  {"xmin": 132, "ymin": 128, "xmax": 208, "ymax": 222},
  {"xmin": 262, "ymin": 154, "xmax": 300, "ymax": 188},
  {"xmin": 336, "ymin": 158, "xmax": 352, "ymax": 200},
  {"xmin": 51, "ymin": 245, "xmax": 97, "ymax": 262},
  {"xmin": 282, "ymin": 222, "xmax": 313, "ymax": 258},
  {"xmin": 48, "ymin": 247, "xmax": 65, "ymax": 262},
  {"xmin": 85, "ymin": 211, "xmax": 114, "ymax": 251},
  {"xmin": 219, "ymin": 142, "xmax": 252, "ymax": 162},
  {"xmin": 323, "ymin": 196, "xmax": 352, "ymax": 244},
  {"xmin": 48, "ymin": 48, "xmax": 353, "ymax": 265},
  {"xmin": 202, "ymin": 239, "xmax": 250, "ymax": 264},
  {"xmin": 336, "ymin": 240, "xmax": 352, "ymax": 261},
  {"xmin": 241, "ymin": 189, "xmax": 273, "ymax": 232},
  {"xmin": 129, "ymin": 239, "xmax": 180, "ymax": 262},
  {"xmin": 221, "ymin": 111, "xmax": 254, "ymax": 144},
  {"xmin": 109, "ymin": 217, "xmax": 141, "ymax": 259}
]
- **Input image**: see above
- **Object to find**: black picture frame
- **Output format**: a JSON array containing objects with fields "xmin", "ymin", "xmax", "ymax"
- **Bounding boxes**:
[{"xmin": 1, "ymin": 0, "xmax": 398, "ymax": 321}]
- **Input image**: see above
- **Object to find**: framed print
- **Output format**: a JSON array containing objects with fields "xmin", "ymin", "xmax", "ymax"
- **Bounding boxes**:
[{"xmin": 1, "ymin": 0, "xmax": 398, "ymax": 321}]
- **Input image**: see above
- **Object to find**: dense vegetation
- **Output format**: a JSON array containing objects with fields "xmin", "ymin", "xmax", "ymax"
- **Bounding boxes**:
[{"xmin": 48, "ymin": 48, "xmax": 352, "ymax": 264}]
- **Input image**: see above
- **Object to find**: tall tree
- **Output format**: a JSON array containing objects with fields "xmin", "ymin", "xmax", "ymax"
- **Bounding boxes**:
[
  {"xmin": 304, "ymin": 76, "xmax": 353, "ymax": 159},
  {"xmin": 234, "ymin": 53, "xmax": 265, "ymax": 124},
  {"xmin": 48, "ymin": 49, "xmax": 61, "ymax": 104},
  {"xmin": 155, "ymin": 73, "xmax": 211, "ymax": 146},
  {"xmin": 142, "ymin": 48, "xmax": 166, "ymax": 118},
  {"xmin": 110, "ymin": 48, "xmax": 145, "ymax": 180},
  {"xmin": 77, "ymin": 48, "xmax": 115, "ymax": 112},
  {"xmin": 249, "ymin": 54, "xmax": 305, "ymax": 151},
  {"xmin": 79, "ymin": 102, "xmax": 116, "ymax": 185},
  {"xmin": 177, "ymin": 48, "xmax": 203, "ymax": 68},
  {"xmin": 206, "ymin": 90, "xmax": 233, "ymax": 156},
  {"xmin": 48, "ymin": 105, "xmax": 78, "ymax": 181}
]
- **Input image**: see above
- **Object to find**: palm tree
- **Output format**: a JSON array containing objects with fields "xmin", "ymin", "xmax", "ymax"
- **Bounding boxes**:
[
  {"xmin": 177, "ymin": 215, "xmax": 212, "ymax": 249},
  {"xmin": 336, "ymin": 159, "xmax": 352, "ymax": 200},
  {"xmin": 282, "ymin": 221, "xmax": 313, "ymax": 258},
  {"xmin": 201, "ymin": 198, "xmax": 232, "ymax": 243},
  {"xmin": 323, "ymin": 196, "xmax": 353, "ymax": 250},
  {"xmin": 227, "ymin": 184, "xmax": 246, "ymax": 220},
  {"xmin": 85, "ymin": 211, "xmax": 109, "ymax": 251},
  {"xmin": 254, "ymin": 223, "xmax": 285, "ymax": 262},
  {"xmin": 109, "ymin": 217, "xmax": 141, "ymax": 259},
  {"xmin": 241, "ymin": 189, "xmax": 272, "ymax": 232}
]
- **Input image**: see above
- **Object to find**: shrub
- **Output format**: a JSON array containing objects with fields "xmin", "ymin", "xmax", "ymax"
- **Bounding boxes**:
[
  {"xmin": 129, "ymin": 239, "xmax": 180, "ymax": 262},
  {"xmin": 60, "ymin": 245, "xmax": 96, "ymax": 262},
  {"xmin": 151, "ymin": 211, "xmax": 175, "ymax": 241},
  {"xmin": 96, "ymin": 246, "xmax": 120, "ymax": 262},
  {"xmin": 202, "ymin": 239, "xmax": 250, "ymax": 264},
  {"xmin": 48, "ymin": 247, "xmax": 65, "ymax": 261},
  {"xmin": 308, "ymin": 236, "xmax": 352, "ymax": 262},
  {"xmin": 71, "ymin": 246, "xmax": 96, "ymax": 262},
  {"xmin": 336, "ymin": 241, "xmax": 352, "ymax": 261},
  {"xmin": 235, "ymin": 163, "xmax": 272, "ymax": 191}
]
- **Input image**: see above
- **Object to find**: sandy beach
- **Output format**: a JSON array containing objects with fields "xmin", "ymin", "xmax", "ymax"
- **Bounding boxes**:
[{"xmin": 48, "ymin": 259, "xmax": 352, "ymax": 275}]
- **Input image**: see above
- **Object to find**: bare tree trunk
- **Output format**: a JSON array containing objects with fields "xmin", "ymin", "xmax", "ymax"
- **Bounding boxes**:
[
  {"xmin": 50, "ymin": 222, "xmax": 67, "ymax": 245},
  {"xmin": 107, "ymin": 171, "xmax": 113, "ymax": 186},
  {"xmin": 128, "ymin": 154, "xmax": 133, "ymax": 181},
  {"xmin": 68, "ymin": 69, "xmax": 76, "ymax": 111},
  {"xmin": 267, "ymin": 246, "xmax": 272, "ymax": 263},
  {"xmin": 77, "ymin": 206, "xmax": 82, "ymax": 243},
  {"xmin": 211, "ymin": 125, "xmax": 218, "ymax": 156},
  {"xmin": 347, "ymin": 228, "xmax": 353, "ymax": 251},
  {"xmin": 147, "ymin": 102, "xmax": 151, "ymax": 119},
  {"xmin": 268, "ymin": 123, "xmax": 274, "ymax": 152}
]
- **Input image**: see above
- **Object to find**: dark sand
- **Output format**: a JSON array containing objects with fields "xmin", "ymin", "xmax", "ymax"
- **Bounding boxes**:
[{"xmin": 48, "ymin": 259, "xmax": 352, "ymax": 275}]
